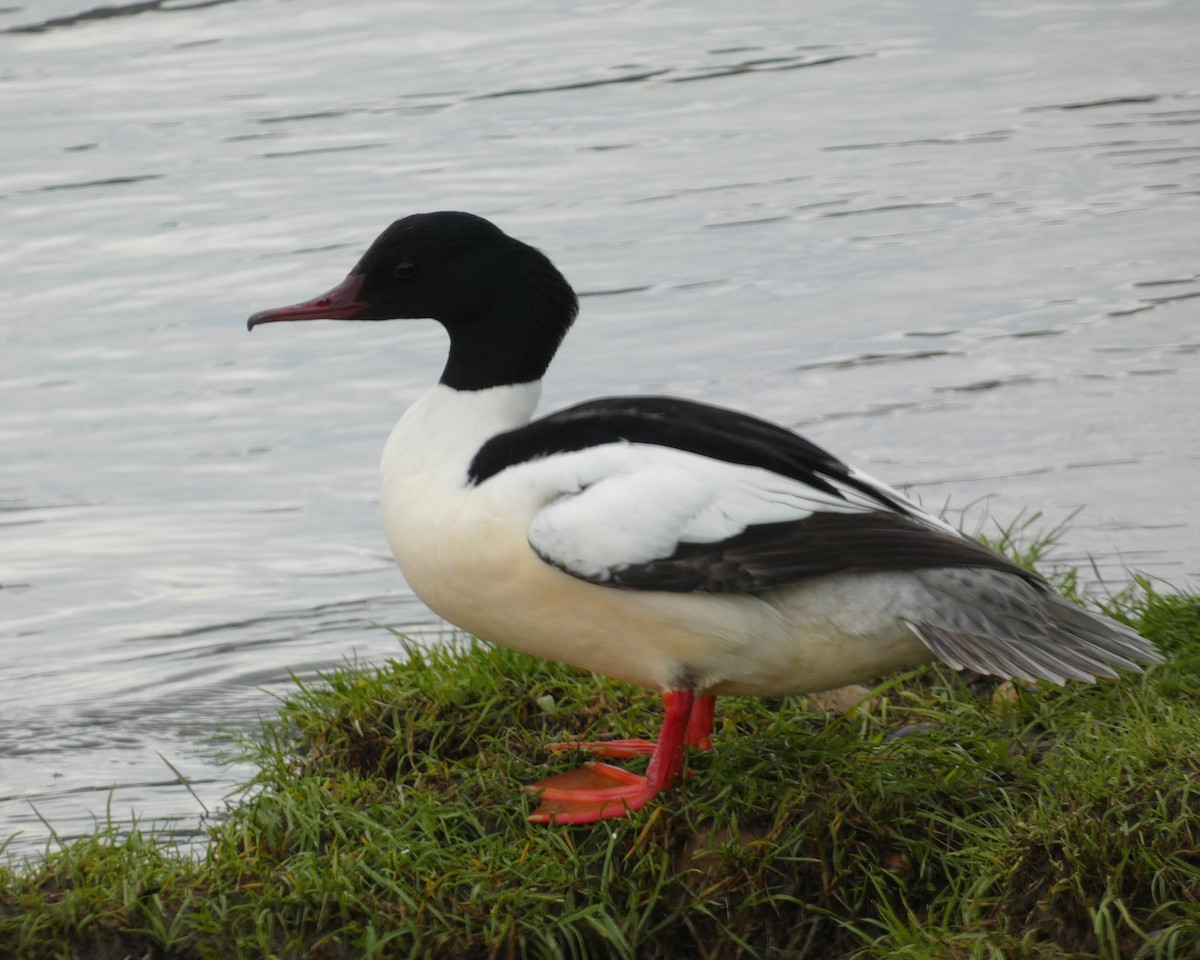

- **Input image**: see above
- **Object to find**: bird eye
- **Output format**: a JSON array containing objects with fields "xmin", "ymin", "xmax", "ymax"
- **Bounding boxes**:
[{"xmin": 392, "ymin": 261, "xmax": 417, "ymax": 280}]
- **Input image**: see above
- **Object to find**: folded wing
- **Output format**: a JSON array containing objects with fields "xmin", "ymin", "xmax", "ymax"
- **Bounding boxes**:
[
  {"xmin": 470, "ymin": 395, "xmax": 1036, "ymax": 592},
  {"xmin": 468, "ymin": 395, "xmax": 1161, "ymax": 682}
]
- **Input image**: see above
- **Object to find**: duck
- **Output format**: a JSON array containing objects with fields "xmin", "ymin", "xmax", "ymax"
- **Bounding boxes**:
[{"xmin": 247, "ymin": 211, "xmax": 1161, "ymax": 824}]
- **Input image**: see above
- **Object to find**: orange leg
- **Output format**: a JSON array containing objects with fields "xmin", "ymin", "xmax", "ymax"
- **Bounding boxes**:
[
  {"xmin": 686, "ymin": 692, "xmax": 716, "ymax": 749},
  {"xmin": 527, "ymin": 691, "xmax": 716, "ymax": 824}
]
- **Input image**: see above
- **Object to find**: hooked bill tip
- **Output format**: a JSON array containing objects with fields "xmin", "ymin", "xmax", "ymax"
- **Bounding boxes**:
[{"xmin": 244, "ymin": 276, "xmax": 367, "ymax": 331}]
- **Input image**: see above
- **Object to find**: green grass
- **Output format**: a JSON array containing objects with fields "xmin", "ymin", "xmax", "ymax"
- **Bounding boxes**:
[{"xmin": 2, "ymin": 551, "xmax": 1198, "ymax": 958}]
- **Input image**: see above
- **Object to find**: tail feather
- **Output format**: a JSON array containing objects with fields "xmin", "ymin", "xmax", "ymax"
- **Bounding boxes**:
[
  {"xmin": 906, "ymin": 568, "xmax": 1162, "ymax": 684},
  {"xmin": 1045, "ymin": 594, "xmax": 1157, "ymax": 671}
]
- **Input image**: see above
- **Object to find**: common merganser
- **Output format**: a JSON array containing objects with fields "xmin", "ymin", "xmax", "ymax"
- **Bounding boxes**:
[{"xmin": 248, "ymin": 211, "xmax": 1161, "ymax": 824}]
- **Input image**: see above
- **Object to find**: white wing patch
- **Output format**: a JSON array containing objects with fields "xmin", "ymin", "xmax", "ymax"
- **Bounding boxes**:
[
  {"xmin": 512, "ymin": 442, "xmax": 952, "ymax": 582},
  {"xmin": 842, "ymin": 466, "xmax": 962, "ymax": 537}
]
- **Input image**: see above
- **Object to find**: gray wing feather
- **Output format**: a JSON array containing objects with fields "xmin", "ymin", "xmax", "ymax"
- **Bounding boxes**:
[{"xmin": 905, "ymin": 568, "xmax": 1161, "ymax": 684}]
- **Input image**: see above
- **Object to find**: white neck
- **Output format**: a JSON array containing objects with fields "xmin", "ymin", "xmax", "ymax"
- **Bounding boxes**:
[{"xmin": 381, "ymin": 380, "xmax": 542, "ymax": 488}]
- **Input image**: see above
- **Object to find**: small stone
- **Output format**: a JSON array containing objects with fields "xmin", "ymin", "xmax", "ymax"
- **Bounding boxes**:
[{"xmin": 806, "ymin": 684, "xmax": 876, "ymax": 715}]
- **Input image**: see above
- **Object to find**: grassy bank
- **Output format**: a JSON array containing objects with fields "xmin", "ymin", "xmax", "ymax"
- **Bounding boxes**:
[{"xmin": 2, "ymin": 571, "xmax": 1198, "ymax": 958}]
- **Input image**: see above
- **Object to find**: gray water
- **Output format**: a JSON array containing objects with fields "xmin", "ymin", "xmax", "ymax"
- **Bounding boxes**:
[{"xmin": 2, "ymin": 0, "xmax": 1197, "ymax": 860}]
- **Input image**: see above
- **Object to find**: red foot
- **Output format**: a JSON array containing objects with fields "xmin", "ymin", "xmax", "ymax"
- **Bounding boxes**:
[
  {"xmin": 526, "ymin": 762, "xmax": 654, "ymax": 823},
  {"xmin": 526, "ymin": 692, "xmax": 717, "ymax": 825},
  {"xmin": 545, "ymin": 738, "xmax": 658, "ymax": 758}
]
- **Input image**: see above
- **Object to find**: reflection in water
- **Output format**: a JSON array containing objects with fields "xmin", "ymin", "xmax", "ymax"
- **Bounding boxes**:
[{"xmin": 1, "ymin": 0, "xmax": 1197, "ymax": 858}]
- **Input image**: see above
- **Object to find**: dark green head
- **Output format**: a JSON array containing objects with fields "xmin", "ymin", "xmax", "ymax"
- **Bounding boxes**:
[{"xmin": 248, "ymin": 211, "xmax": 579, "ymax": 390}]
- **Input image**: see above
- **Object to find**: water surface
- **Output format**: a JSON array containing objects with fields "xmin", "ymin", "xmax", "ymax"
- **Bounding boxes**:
[{"xmin": 2, "ymin": 0, "xmax": 1197, "ymax": 858}]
